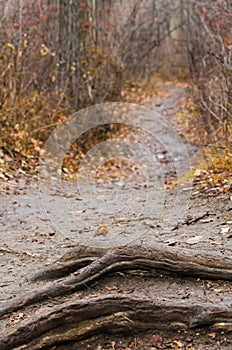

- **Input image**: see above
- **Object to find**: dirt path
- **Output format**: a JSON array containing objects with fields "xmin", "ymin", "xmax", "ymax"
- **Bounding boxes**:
[{"xmin": 0, "ymin": 82, "xmax": 232, "ymax": 349}]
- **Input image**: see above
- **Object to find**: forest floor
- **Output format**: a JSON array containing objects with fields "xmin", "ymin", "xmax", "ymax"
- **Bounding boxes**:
[{"xmin": 0, "ymin": 79, "xmax": 232, "ymax": 349}]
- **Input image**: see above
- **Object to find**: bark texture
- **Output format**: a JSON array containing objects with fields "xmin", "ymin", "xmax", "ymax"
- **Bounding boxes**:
[{"xmin": 1, "ymin": 244, "xmax": 232, "ymax": 349}]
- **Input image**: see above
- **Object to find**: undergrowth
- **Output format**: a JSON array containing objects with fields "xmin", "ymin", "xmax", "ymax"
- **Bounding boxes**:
[{"xmin": 0, "ymin": 76, "xmax": 231, "ymax": 201}]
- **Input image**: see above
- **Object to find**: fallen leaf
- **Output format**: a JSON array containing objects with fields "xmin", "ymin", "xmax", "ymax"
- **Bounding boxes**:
[
  {"xmin": 186, "ymin": 236, "xmax": 202, "ymax": 245},
  {"xmin": 195, "ymin": 169, "xmax": 202, "ymax": 177},
  {"xmin": 208, "ymin": 332, "xmax": 217, "ymax": 339},
  {"xmin": 173, "ymin": 339, "xmax": 184, "ymax": 347},
  {"xmin": 95, "ymin": 225, "xmax": 108, "ymax": 236},
  {"xmin": 221, "ymin": 226, "xmax": 230, "ymax": 234},
  {"xmin": 105, "ymin": 285, "xmax": 118, "ymax": 291}
]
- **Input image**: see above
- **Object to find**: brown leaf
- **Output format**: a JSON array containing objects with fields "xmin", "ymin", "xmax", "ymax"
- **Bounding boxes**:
[
  {"xmin": 208, "ymin": 332, "xmax": 217, "ymax": 339},
  {"xmin": 95, "ymin": 225, "xmax": 108, "ymax": 236}
]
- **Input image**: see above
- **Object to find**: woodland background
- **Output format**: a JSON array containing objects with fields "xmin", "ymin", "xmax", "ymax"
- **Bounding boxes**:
[{"xmin": 0, "ymin": 0, "xmax": 231, "ymax": 177}]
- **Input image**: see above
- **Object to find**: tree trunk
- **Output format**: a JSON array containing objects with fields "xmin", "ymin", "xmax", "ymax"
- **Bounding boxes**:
[{"xmin": 58, "ymin": 0, "xmax": 80, "ymax": 104}]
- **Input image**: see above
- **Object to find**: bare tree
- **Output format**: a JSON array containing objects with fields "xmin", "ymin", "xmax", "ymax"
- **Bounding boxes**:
[{"xmin": 183, "ymin": 0, "xmax": 232, "ymax": 145}]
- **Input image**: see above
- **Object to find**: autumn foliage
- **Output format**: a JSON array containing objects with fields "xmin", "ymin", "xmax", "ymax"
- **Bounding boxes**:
[
  {"xmin": 0, "ymin": 0, "xmax": 231, "ymax": 179},
  {"xmin": 184, "ymin": 0, "xmax": 232, "ymax": 147}
]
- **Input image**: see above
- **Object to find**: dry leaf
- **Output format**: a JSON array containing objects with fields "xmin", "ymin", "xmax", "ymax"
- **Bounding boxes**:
[
  {"xmin": 221, "ymin": 226, "xmax": 230, "ymax": 234},
  {"xmin": 208, "ymin": 332, "xmax": 217, "ymax": 339},
  {"xmin": 186, "ymin": 236, "xmax": 202, "ymax": 245},
  {"xmin": 96, "ymin": 225, "xmax": 108, "ymax": 236},
  {"xmin": 105, "ymin": 285, "xmax": 118, "ymax": 291}
]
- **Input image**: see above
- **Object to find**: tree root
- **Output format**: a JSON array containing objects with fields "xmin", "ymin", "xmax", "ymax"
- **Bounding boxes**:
[
  {"xmin": 1, "ymin": 244, "xmax": 232, "ymax": 349},
  {"xmin": 1, "ymin": 294, "xmax": 232, "ymax": 350},
  {"xmin": 1, "ymin": 245, "xmax": 232, "ymax": 318}
]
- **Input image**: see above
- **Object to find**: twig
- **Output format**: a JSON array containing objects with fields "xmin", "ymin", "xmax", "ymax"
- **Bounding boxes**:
[{"xmin": 172, "ymin": 212, "xmax": 213, "ymax": 231}]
